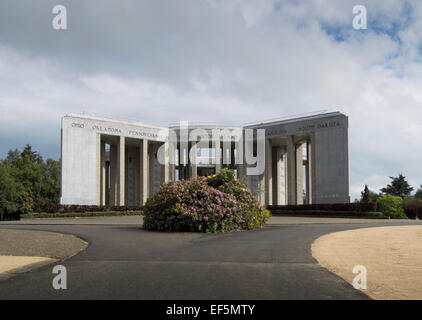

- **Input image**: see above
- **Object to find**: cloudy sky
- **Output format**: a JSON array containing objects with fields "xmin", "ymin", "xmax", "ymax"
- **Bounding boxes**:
[{"xmin": 0, "ymin": 0, "xmax": 421, "ymax": 200}]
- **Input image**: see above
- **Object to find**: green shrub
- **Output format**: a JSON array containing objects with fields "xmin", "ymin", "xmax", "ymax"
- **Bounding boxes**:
[
  {"xmin": 377, "ymin": 195, "xmax": 407, "ymax": 219},
  {"xmin": 206, "ymin": 168, "xmax": 236, "ymax": 188},
  {"xmin": 143, "ymin": 172, "xmax": 270, "ymax": 233}
]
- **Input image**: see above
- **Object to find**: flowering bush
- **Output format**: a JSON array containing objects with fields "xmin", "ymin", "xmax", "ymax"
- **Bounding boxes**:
[{"xmin": 143, "ymin": 170, "xmax": 270, "ymax": 233}]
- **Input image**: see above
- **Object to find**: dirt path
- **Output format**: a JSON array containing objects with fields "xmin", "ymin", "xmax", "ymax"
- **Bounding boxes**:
[{"xmin": 312, "ymin": 225, "xmax": 422, "ymax": 300}]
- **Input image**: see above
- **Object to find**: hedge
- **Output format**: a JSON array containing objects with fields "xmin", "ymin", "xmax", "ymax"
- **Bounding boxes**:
[
  {"xmin": 23, "ymin": 211, "xmax": 142, "ymax": 219},
  {"xmin": 33, "ymin": 203, "xmax": 143, "ymax": 214},
  {"xmin": 267, "ymin": 202, "xmax": 377, "ymax": 213},
  {"xmin": 269, "ymin": 210, "xmax": 386, "ymax": 219},
  {"xmin": 405, "ymin": 204, "xmax": 422, "ymax": 219}
]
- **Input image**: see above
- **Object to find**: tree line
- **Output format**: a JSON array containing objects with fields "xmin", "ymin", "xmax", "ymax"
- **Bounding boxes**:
[
  {"xmin": 359, "ymin": 174, "xmax": 422, "ymax": 202},
  {"xmin": 0, "ymin": 145, "xmax": 60, "ymax": 214},
  {"xmin": 358, "ymin": 174, "xmax": 422, "ymax": 219}
]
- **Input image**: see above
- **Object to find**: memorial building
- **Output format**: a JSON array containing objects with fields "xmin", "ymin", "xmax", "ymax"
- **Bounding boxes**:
[{"xmin": 60, "ymin": 112, "xmax": 350, "ymax": 206}]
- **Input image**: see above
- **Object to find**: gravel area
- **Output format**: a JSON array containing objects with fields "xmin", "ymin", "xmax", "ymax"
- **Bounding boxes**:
[{"xmin": 0, "ymin": 229, "xmax": 88, "ymax": 259}]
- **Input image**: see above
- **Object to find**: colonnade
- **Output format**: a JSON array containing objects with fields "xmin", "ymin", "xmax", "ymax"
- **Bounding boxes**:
[{"xmin": 96, "ymin": 133, "xmax": 314, "ymax": 206}]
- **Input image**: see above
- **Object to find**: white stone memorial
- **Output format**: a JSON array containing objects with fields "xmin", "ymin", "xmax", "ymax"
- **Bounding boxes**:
[{"xmin": 60, "ymin": 112, "xmax": 350, "ymax": 206}]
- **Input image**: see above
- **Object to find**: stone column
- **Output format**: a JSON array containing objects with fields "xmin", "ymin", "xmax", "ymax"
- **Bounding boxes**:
[
  {"xmin": 258, "ymin": 174, "xmax": 265, "ymax": 205},
  {"xmin": 236, "ymin": 138, "xmax": 250, "ymax": 187},
  {"xmin": 169, "ymin": 141, "xmax": 176, "ymax": 182},
  {"xmin": 310, "ymin": 134, "xmax": 317, "ymax": 204},
  {"xmin": 179, "ymin": 142, "xmax": 187, "ymax": 179},
  {"xmin": 273, "ymin": 148, "xmax": 287, "ymax": 205},
  {"xmin": 164, "ymin": 141, "xmax": 170, "ymax": 183},
  {"xmin": 100, "ymin": 140, "xmax": 106, "ymax": 206},
  {"xmin": 117, "ymin": 136, "xmax": 125, "ymax": 206},
  {"xmin": 272, "ymin": 147, "xmax": 281, "ymax": 205},
  {"xmin": 222, "ymin": 144, "xmax": 230, "ymax": 167},
  {"xmin": 264, "ymin": 139, "xmax": 272, "ymax": 206},
  {"xmin": 214, "ymin": 139, "xmax": 222, "ymax": 173},
  {"xmin": 280, "ymin": 148, "xmax": 287, "ymax": 205},
  {"xmin": 105, "ymin": 160, "xmax": 110, "ymax": 206},
  {"xmin": 109, "ymin": 143, "xmax": 118, "ymax": 206},
  {"xmin": 185, "ymin": 142, "xmax": 190, "ymax": 179},
  {"xmin": 140, "ymin": 139, "xmax": 149, "ymax": 205},
  {"xmin": 286, "ymin": 136, "xmax": 296, "ymax": 205},
  {"xmin": 306, "ymin": 139, "xmax": 312, "ymax": 204},
  {"xmin": 190, "ymin": 141, "xmax": 198, "ymax": 178},
  {"xmin": 176, "ymin": 143, "xmax": 182, "ymax": 180},
  {"xmin": 96, "ymin": 133, "xmax": 101, "ymax": 205},
  {"xmin": 296, "ymin": 142, "xmax": 304, "ymax": 205}
]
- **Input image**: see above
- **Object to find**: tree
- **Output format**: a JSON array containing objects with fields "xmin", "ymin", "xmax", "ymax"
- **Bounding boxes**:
[
  {"xmin": 4, "ymin": 145, "xmax": 45, "ymax": 202},
  {"xmin": 0, "ymin": 145, "xmax": 61, "ymax": 208},
  {"xmin": 0, "ymin": 163, "xmax": 33, "ymax": 214},
  {"xmin": 360, "ymin": 184, "xmax": 379, "ymax": 202},
  {"xmin": 415, "ymin": 186, "xmax": 422, "ymax": 199},
  {"xmin": 381, "ymin": 174, "xmax": 414, "ymax": 198},
  {"xmin": 41, "ymin": 158, "xmax": 61, "ymax": 203},
  {"xmin": 0, "ymin": 164, "xmax": 20, "ymax": 214}
]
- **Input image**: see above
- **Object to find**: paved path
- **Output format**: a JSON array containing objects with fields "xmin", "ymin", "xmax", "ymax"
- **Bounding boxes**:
[{"xmin": 0, "ymin": 218, "xmax": 420, "ymax": 299}]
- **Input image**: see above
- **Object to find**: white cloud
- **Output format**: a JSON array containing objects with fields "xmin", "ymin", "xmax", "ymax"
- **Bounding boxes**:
[{"xmin": 1, "ymin": 0, "xmax": 422, "ymax": 200}]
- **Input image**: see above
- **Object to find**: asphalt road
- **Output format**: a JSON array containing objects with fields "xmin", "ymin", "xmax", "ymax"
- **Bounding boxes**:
[{"xmin": 0, "ymin": 220, "xmax": 419, "ymax": 300}]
